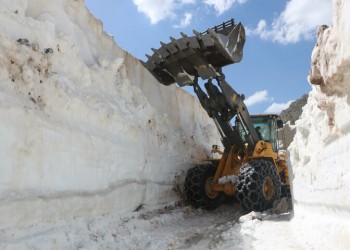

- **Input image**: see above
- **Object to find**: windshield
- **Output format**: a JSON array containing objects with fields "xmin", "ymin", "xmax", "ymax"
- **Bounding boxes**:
[
  {"xmin": 236, "ymin": 116, "xmax": 279, "ymax": 152},
  {"xmin": 252, "ymin": 116, "xmax": 278, "ymax": 151},
  {"xmin": 252, "ymin": 116, "xmax": 273, "ymax": 140}
]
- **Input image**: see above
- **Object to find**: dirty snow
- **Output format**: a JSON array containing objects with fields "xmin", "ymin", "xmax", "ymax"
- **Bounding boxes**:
[
  {"xmin": 1, "ymin": 0, "xmax": 350, "ymax": 249},
  {"xmin": 0, "ymin": 0, "xmax": 220, "ymax": 230},
  {"xmin": 289, "ymin": 0, "xmax": 350, "ymax": 248},
  {"xmin": 0, "ymin": 203, "xmax": 244, "ymax": 249}
]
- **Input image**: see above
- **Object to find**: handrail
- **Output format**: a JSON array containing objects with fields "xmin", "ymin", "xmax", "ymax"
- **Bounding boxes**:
[{"xmin": 201, "ymin": 19, "xmax": 235, "ymax": 35}]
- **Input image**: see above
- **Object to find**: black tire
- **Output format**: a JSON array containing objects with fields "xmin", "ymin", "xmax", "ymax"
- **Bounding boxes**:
[
  {"xmin": 224, "ymin": 195, "xmax": 238, "ymax": 204},
  {"xmin": 236, "ymin": 160, "xmax": 281, "ymax": 212},
  {"xmin": 184, "ymin": 164, "xmax": 224, "ymax": 210},
  {"xmin": 281, "ymin": 184, "xmax": 291, "ymax": 198}
]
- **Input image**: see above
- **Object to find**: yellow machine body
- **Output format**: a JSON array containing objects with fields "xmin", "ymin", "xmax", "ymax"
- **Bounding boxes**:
[{"xmin": 206, "ymin": 114, "xmax": 290, "ymax": 199}]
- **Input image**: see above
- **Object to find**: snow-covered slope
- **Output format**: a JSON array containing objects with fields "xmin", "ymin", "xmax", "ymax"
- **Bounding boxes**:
[
  {"xmin": 289, "ymin": 0, "xmax": 350, "ymax": 247},
  {"xmin": 0, "ymin": 0, "xmax": 220, "ymax": 230}
]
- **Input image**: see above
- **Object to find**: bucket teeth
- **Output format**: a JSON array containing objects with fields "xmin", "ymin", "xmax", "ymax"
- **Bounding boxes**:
[
  {"xmin": 143, "ymin": 19, "xmax": 245, "ymax": 86},
  {"xmin": 144, "ymin": 54, "xmax": 157, "ymax": 70},
  {"xmin": 193, "ymin": 30, "xmax": 202, "ymax": 40},
  {"xmin": 148, "ymin": 52, "xmax": 162, "ymax": 64},
  {"xmin": 180, "ymin": 32, "xmax": 189, "ymax": 44},
  {"xmin": 160, "ymin": 42, "xmax": 170, "ymax": 54},
  {"xmin": 208, "ymin": 28, "xmax": 218, "ymax": 39},
  {"xmin": 157, "ymin": 46, "xmax": 169, "ymax": 58},
  {"xmin": 180, "ymin": 32, "xmax": 188, "ymax": 38},
  {"xmin": 168, "ymin": 36, "xmax": 188, "ymax": 50},
  {"xmin": 166, "ymin": 42, "xmax": 178, "ymax": 54},
  {"xmin": 151, "ymin": 48, "xmax": 165, "ymax": 61},
  {"xmin": 176, "ymin": 38, "xmax": 188, "ymax": 50},
  {"xmin": 169, "ymin": 37, "xmax": 181, "ymax": 51}
]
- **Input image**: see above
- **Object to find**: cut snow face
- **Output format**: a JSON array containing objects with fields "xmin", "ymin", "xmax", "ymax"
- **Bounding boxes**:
[
  {"xmin": 0, "ymin": 0, "xmax": 221, "ymax": 229},
  {"xmin": 288, "ymin": 0, "xmax": 350, "ymax": 248}
]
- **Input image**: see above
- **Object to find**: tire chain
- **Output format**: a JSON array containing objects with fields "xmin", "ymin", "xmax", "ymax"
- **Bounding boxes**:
[
  {"xmin": 236, "ymin": 160, "xmax": 281, "ymax": 212},
  {"xmin": 184, "ymin": 164, "xmax": 223, "ymax": 210}
]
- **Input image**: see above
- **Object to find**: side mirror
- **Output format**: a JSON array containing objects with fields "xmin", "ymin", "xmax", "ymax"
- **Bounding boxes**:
[{"xmin": 277, "ymin": 119, "xmax": 284, "ymax": 128}]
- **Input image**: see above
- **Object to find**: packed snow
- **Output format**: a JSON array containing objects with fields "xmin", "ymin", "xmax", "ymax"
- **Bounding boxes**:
[
  {"xmin": 0, "ymin": 0, "xmax": 220, "ymax": 230},
  {"xmin": 288, "ymin": 0, "xmax": 350, "ymax": 247},
  {"xmin": 1, "ymin": 0, "xmax": 350, "ymax": 249}
]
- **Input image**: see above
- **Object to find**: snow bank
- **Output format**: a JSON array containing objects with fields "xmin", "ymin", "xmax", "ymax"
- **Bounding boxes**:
[
  {"xmin": 289, "ymin": 0, "xmax": 350, "ymax": 247},
  {"xmin": 0, "ymin": 0, "xmax": 220, "ymax": 230}
]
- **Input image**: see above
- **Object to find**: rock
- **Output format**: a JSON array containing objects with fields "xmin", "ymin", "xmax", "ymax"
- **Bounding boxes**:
[
  {"xmin": 280, "ymin": 94, "xmax": 308, "ymax": 125},
  {"xmin": 273, "ymin": 198, "xmax": 289, "ymax": 214}
]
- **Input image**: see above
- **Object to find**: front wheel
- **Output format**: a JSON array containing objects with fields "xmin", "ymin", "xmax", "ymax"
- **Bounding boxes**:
[
  {"xmin": 236, "ymin": 160, "xmax": 281, "ymax": 212},
  {"xmin": 184, "ymin": 164, "xmax": 224, "ymax": 210}
]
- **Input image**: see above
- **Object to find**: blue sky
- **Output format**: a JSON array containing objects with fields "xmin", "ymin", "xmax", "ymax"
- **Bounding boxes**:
[{"xmin": 85, "ymin": 0, "xmax": 332, "ymax": 114}]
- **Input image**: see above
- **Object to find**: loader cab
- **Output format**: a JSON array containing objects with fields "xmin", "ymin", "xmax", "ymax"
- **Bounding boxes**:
[{"xmin": 236, "ymin": 114, "xmax": 284, "ymax": 152}]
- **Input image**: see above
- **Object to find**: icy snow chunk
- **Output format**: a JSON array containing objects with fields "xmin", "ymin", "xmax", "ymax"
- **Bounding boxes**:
[{"xmin": 218, "ymin": 175, "xmax": 238, "ymax": 185}]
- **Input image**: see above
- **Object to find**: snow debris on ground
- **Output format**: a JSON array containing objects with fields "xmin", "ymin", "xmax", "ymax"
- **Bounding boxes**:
[
  {"xmin": 0, "ymin": 202, "xmax": 245, "ymax": 250},
  {"xmin": 0, "ymin": 199, "xmax": 298, "ymax": 250}
]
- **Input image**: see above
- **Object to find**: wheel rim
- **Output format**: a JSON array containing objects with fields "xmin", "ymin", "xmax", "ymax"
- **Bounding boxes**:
[
  {"xmin": 262, "ymin": 176, "xmax": 274, "ymax": 200},
  {"xmin": 205, "ymin": 177, "xmax": 219, "ymax": 199}
]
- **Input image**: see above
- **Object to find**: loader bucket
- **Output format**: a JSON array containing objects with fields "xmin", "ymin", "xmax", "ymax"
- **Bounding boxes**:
[{"xmin": 142, "ymin": 19, "xmax": 245, "ymax": 86}]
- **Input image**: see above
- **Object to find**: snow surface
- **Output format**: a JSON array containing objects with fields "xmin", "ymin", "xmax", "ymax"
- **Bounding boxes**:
[
  {"xmin": 0, "ymin": 0, "xmax": 221, "ymax": 230},
  {"xmin": 2, "ymin": 0, "xmax": 350, "ymax": 249},
  {"xmin": 289, "ymin": 0, "xmax": 350, "ymax": 248},
  {"xmin": 0, "ymin": 202, "xmax": 244, "ymax": 249}
]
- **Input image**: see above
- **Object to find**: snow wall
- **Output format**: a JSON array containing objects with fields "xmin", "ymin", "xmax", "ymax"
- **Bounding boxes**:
[
  {"xmin": 0, "ymin": 0, "xmax": 221, "ymax": 230},
  {"xmin": 289, "ymin": 0, "xmax": 350, "ymax": 247}
]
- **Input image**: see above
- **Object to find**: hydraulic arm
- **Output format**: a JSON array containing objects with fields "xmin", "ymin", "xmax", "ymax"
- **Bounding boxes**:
[
  {"xmin": 143, "ymin": 19, "xmax": 259, "ymax": 153},
  {"xmin": 192, "ymin": 70, "xmax": 260, "ymax": 153}
]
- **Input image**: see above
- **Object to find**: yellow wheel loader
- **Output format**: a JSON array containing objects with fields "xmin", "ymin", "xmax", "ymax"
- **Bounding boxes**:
[{"xmin": 143, "ymin": 19, "xmax": 290, "ymax": 212}]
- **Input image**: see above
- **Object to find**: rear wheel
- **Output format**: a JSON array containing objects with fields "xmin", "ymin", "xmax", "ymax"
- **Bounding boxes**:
[
  {"xmin": 184, "ymin": 164, "xmax": 223, "ymax": 210},
  {"xmin": 236, "ymin": 160, "xmax": 281, "ymax": 212}
]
